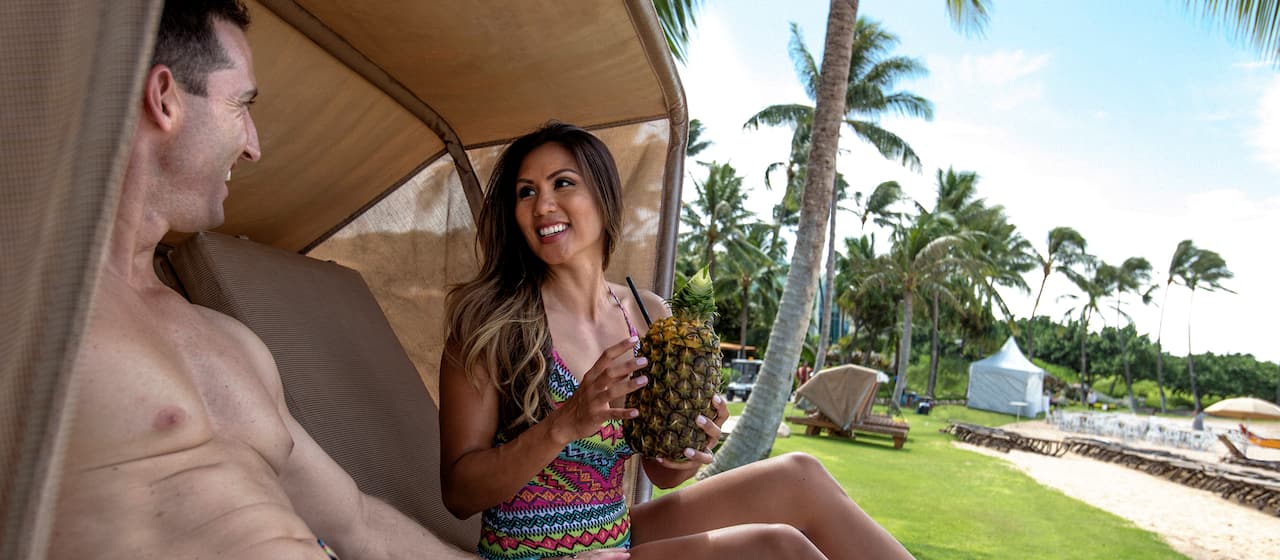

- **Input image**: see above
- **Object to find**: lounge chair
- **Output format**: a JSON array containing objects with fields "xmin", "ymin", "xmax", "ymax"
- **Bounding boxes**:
[
  {"xmin": 786, "ymin": 365, "xmax": 909, "ymax": 449},
  {"xmin": 167, "ymin": 232, "xmax": 480, "ymax": 549},
  {"xmin": 1217, "ymin": 434, "xmax": 1280, "ymax": 472},
  {"xmin": 1240, "ymin": 424, "xmax": 1280, "ymax": 450}
]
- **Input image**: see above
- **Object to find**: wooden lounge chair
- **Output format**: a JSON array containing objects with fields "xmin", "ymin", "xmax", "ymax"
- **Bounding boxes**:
[
  {"xmin": 1218, "ymin": 434, "xmax": 1280, "ymax": 472},
  {"xmin": 1240, "ymin": 424, "xmax": 1280, "ymax": 450},
  {"xmin": 787, "ymin": 365, "xmax": 909, "ymax": 449}
]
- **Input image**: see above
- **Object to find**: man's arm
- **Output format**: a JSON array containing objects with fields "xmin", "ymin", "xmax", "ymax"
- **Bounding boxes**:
[
  {"xmin": 277, "ymin": 409, "xmax": 474, "ymax": 560},
  {"xmin": 221, "ymin": 315, "xmax": 474, "ymax": 560}
]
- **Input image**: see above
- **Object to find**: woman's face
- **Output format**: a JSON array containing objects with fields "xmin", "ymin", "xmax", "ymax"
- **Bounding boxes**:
[{"xmin": 513, "ymin": 142, "xmax": 606, "ymax": 268}]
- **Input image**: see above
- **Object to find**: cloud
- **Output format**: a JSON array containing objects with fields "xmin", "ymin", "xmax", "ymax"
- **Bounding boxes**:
[{"xmin": 1251, "ymin": 75, "xmax": 1280, "ymax": 173}]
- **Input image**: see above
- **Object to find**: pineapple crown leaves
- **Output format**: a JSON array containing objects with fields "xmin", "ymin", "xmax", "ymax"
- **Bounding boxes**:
[{"xmin": 667, "ymin": 267, "xmax": 717, "ymax": 322}]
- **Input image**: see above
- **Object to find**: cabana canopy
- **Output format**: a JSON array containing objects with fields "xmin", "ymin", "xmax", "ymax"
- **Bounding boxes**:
[{"xmin": 2, "ymin": 1, "xmax": 687, "ymax": 556}]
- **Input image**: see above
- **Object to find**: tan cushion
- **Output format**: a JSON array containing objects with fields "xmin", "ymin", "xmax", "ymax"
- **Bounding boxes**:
[{"xmin": 168, "ymin": 231, "xmax": 478, "ymax": 550}]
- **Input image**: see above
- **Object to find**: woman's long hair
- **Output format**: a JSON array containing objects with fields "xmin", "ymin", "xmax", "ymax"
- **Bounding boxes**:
[{"xmin": 446, "ymin": 122, "xmax": 624, "ymax": 434}]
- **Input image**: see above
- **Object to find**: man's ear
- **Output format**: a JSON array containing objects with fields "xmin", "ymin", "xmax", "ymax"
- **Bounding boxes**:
[{"xmin": 142, "ymin": 65, "xmax": 180, "ymax": 132}]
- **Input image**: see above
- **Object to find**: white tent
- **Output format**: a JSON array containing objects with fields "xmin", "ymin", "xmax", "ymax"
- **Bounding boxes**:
[{"xmin": 967, "ymin": 337, "xmax": 1047, "ymax": 418}]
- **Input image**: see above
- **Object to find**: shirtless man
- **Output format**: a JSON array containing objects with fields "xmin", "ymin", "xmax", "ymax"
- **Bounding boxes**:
[{"xmin": 50, "ymin": 3, "xmax": 472, "ymax": 558}]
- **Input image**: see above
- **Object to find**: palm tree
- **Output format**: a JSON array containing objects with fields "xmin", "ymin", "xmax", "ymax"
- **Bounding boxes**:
[
  {"xmin": 678, "ymin": 161, "xmax": 754, "ymax": 281},
  {"xmin": 722, "ymin": 222, "xmax": 777, "ymax": 359},
  {"xmin": 1027, "ymin": 227, "xmax": 1090, "ymax": 360},
  {"xmin": 686, "ymin": 118, "xmax": 712, "ymax": 158},
  {"xmin": 745, "ymin": 18, "xmax": 932, "ymax": 373},
  {"xmin": 703, "ymin": 0, "xmax": 860, "ymax": 476},
  {"xmin": 868, "ymin": 210, "xmax": 978, "ymax": 409},
  {"xmin": 813, "ymin": 179, "xmax": 903, "ymax": 371},
  {"xmin": 1062, "ymin": 262, "xmax": 1113, "ymax": 404},
  {"xmin": 1107, "ymin": 257, "xmax": 1154, "ymax": 412},
  {"xmin": 707, "ymin": 0, "xmax": 992, "ymax": 476},
  {"xmin": 1155, "ymin": 240, "xmax": 1196, "ymax": 412},
  {"xmin": 1175, "ymin": 246, "xmax": 1235, "ymax": 410}
]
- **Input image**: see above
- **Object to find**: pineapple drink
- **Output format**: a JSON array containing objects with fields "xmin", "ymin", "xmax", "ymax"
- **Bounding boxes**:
[{"xmin": 624, "ymin": 269, "xmax": 722, "ymax": 461}]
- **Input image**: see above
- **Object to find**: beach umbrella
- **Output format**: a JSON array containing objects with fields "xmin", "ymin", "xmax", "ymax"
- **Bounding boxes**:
[{"xmin": 1205, "ymin": 397, "xmax": 1280, "ymax": 420}]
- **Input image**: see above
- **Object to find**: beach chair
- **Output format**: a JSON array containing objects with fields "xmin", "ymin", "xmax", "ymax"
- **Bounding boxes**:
[
  {"xmin": 786, "ymin": 365, "xmax": 909, "ymax": 449},
  {"xmin": 1240, "ymin": 424, "xmax": 1280, "ymax": 450},
  {"xmin": 1217, "ymin": 434, "xmax": 1280, "ymax": 472},
  {"xmin": 167, "ymin": 232, "xmax": 480, "ymax": 549}
]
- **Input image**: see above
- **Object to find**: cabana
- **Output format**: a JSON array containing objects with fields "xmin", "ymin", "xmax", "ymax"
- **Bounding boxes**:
[{"xmin": 1, "ymin": 1, "xmax": 687, "ymax": 555}]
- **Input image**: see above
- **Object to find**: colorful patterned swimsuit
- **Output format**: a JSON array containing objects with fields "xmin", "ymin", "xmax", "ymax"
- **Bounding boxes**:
[{"xmin": 478, "ymin": 290, "xmax": 638, "ymax": 560}]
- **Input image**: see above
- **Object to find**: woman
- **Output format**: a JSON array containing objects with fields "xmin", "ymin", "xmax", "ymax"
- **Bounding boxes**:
[{"xmin": 440, "ymin": 122, "xmax": 911, "ymax": 560}]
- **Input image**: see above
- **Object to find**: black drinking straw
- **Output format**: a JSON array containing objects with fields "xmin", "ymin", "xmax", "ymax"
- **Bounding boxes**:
[{"xmin": 625, "ymin": 276, "xmax": 653, "ymax": 327}]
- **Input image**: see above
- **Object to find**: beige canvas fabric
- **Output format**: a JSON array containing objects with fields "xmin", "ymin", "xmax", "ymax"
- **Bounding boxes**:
[
  {"xmin": 0, "ymin": 1, "xmax": 162, "ymax": 558},
  {"xmin": 796, "ymin": 365, "xmax": 882, "ymax": 431},
  {"xmin": 3, "ymin": 0, "xmax": 683, "ymax": 551},
  {"xmin": 169, "ymin": 232, "xmax": 480, "ymax": 549}
]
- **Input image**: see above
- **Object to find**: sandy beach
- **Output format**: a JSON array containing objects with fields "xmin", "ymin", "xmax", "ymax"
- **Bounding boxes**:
[{"xmin": 953, "ymin": 418, "xmax": 1280, "ymax": 560}]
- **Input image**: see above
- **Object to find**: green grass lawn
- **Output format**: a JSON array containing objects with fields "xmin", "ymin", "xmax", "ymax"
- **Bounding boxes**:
[{"xmin": 657, "ymin": 403, "xmax": 1184, "ymax": 559}]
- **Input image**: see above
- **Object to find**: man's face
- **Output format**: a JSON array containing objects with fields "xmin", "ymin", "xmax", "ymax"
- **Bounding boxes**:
[{"xmin": 160, "ymin": 18, "xmax": 261, "ymax": 232}]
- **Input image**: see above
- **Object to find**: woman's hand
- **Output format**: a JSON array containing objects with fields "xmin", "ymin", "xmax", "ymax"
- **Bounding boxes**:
[
  {"xmin": 653, "ymin": 394, "xmax": 730, "ymax": 470},
  {"xmin": 549, "ymin": 336, "xmax": 648, "ymax": 445}
]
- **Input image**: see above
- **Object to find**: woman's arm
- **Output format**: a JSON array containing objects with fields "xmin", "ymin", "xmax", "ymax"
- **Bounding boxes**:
[{"xmin": 438, "ymin": 338, "xmax": 649, "ymax": 518}]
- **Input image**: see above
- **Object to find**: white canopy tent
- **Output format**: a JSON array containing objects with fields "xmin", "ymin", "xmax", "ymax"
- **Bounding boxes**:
[{"xmin": 967, "ymin": 338, "xmax": 1047, "ymax": 418}]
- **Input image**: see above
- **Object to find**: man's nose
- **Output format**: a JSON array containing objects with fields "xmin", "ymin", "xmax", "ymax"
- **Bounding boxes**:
[{"xmin": 242, "ymin": 115, "xmax": 262, "ymax": 162}]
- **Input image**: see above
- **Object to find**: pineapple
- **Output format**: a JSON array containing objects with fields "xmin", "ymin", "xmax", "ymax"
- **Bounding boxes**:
[{"xmin": 624, "ymin": 268, "xmax": 721, "ymax": 460}]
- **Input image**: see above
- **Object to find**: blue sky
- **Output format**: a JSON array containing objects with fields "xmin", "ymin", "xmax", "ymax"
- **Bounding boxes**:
[{"xmin": 678, "ymin": 1, "xmax": 1280, "ymax": 363}]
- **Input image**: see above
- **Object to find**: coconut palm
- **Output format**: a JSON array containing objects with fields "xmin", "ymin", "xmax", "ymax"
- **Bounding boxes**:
[
  {"xmin": 1155, "ymin": 240, "xmax": 1196, "ymax": 412},
  {"xmin": 722, "ymin": 222, "xmax": 780, "ymax": 359},
  {"xmin": 868, "ymin": 210, "xmax": 979, "ymax": 410},
  {"xmin": 702, "ymin": 0, "xmax": 860, "ymax": 476},
  {"xmin": 813, "ymin": 179, "xmax": 903, "ymax": 371},
  {"xmin": 1175, "ymin": 246, "xmax": 1235, "ymax": 410},
  {"xmin": 1062, "ymin": 262, "xmax": 1114, "ymax": 403},
  {"xmin": 678, "ymin": 161, "xmax": 754, "ymax": 281},
  {"xmin": 1106, "ymin": 257, "xmax": 1154, "ymax": 412},
  {"xmin": 745, "ymin": 19, "xmax": 931, "ymax": 372},
  {"xmin": 925, "ymin": 169, "xmax": 1033, "ymax": 397},
  {"xmin": 686, "ymin": 118, "xmax": 712, "ymax": 159},
  {"xmin": 707, "ymin": 0, "xmax": 991, "ymax": 476},
  {"xmin": 1027, "ymin": 227, "xmax": 1091, "ymax": 360}
]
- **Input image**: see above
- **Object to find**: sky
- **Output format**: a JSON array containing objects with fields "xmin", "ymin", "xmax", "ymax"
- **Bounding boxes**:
[{"xmin": 677, "ymin": 0, "xmax": 1280, "ymax": 363}]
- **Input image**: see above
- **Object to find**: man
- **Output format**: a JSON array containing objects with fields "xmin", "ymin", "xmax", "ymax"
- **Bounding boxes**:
[{"xmin": 49, "ymin": 3, "xmax": 473, "ymax": 558}]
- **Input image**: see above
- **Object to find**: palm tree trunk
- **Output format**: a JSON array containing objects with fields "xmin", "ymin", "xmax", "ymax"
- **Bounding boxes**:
[
  {"xmin": 1028, "ymin": 270, "xmax": 1050, "ymax": 360},
  {"xmin": 1079, "ymin": 312, "xmax": 1089, "ymax": 406},
  {"xmin": 927, "ymin": 291, "xmax": 940, "ymax": 399},
  {"xmin": 849, "ymin": 318, "xmax": 861, "ymax": 363},
  {"xmin": 892, "ymin": 294, "xmax": 914, "ymax": 410},
  {"xmin": 1155, "ymin": 284, "xmax": 1171, "ymax": 412},
  {"xmin": 1187, "ymin": 288, "xmax": 1201, "ymax": 411},
  {"xmin": 704, "ymin": 0, "xmax": 858, "ymax": 477},
  {"xmin": 738, "ymin": 276, "xmax": 750, "ymax": 360},
  {"xmin": 814, "ymin": 193, "xmax": 839, "ymax": 372},
  {"xmin": 1122, "ymin": 329, "xmax": 1137, "ymax": 413}
]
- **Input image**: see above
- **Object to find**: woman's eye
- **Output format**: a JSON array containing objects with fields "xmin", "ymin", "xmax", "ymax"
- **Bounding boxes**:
[
  {"xmin": 517, "ymin": 186, "xmax": 535, "ymax": 199},
  {"xmin": 554, "ymin": 178, "xmax": 574, "ymax": 189}
]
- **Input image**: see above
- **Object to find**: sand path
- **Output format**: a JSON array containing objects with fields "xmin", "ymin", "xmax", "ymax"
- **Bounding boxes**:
[{"xmin": 954, "ymin": 419, "xmax": 1280, "ymax": 560}]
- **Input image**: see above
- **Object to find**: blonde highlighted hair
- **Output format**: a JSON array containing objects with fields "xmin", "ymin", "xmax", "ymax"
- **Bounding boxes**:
[{"xmin": 446, "ymin": 122, "xmax": 623, "ymax": 433}]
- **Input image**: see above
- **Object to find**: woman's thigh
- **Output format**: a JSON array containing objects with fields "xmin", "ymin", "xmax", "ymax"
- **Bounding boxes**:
[
  {"xmin": 630, "ymin": 453, "xmax": 834, "ymax": 543},
  {"xmin": 628, "ymin": 523, "xmax": 824, "ymax": 560}
]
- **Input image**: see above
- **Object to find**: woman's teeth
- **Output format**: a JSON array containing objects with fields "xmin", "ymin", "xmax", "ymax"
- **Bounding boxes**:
[{"xmin": 539, "ymin": 224, "xmax": 567, "ymax": 237}]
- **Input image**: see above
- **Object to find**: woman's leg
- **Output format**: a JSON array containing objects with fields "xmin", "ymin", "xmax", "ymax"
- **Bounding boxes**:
[
  {"xmin": 630, "ymin": 452, "xmax": 911, "ymax": 560},
  {"xmin": 628, "ymin": 523, "xmax": 824, "ymax": 560}
]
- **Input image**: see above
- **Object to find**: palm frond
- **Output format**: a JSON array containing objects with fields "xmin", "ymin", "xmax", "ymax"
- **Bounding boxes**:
[
  {"xmin": 845, "ymin": 120, "xmax": 924, "ymax": 172},
  {"xmin": 788, "ymin": 22, "xmax": 821, "ymax": 100},
  {"xmin": 654, "ymin": 0, "xmax": 704, "ymax": 64},
  {"xmin": 1186, "ymin": 0, "xmax": 1280, "ymax": 61}
]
